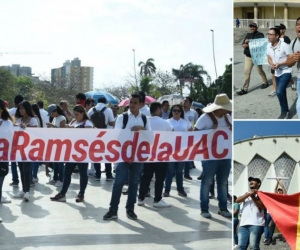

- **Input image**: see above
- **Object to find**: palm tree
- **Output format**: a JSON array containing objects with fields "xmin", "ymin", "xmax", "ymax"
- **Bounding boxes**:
[{"xmin": 138, "ymin": 58, "xmax": 156, "ymax": 76}]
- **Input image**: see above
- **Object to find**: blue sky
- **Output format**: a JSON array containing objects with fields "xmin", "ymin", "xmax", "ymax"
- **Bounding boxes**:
[
  {"xmin": 0, "ymin": 0, "xmax": 232, "ymax": 89},
  {"xmin": 234, "ymin": 121, "xmax": 300, "ymax": 142}
]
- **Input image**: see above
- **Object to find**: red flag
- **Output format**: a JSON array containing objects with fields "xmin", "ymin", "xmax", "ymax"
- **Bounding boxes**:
[{"xmin": 257, "ymin": 191, "xmax": 300, "ymax": 250}]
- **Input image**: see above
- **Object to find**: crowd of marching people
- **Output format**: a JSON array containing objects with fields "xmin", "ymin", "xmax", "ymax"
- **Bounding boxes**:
[{"xmin": 0, "ymin": 91, "xmax": 232, "ymax": 223}]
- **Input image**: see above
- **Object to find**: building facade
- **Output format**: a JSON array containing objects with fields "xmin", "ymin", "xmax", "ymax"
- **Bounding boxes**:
[
  {"xmin": 234, "ymin": 0, "xmax": 300, "ymax": 28},
  {"xmin": 234, "ymin": 135, "xmax": 300, "ymax": 196},
  {"xmin": 51, "ymin": 58, "xmax": 93, "ymax": 92},
  {"xmin": 0, "ymin": 64, "xmax": 32, "ymax": 77}
]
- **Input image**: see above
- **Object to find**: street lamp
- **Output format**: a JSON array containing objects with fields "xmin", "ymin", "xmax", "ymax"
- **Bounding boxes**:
[
  {"xmin": 132, "ymin": 49, "xmax": 137, "ymax": 87},
  {"xmin": 210, "ymin": 29, "xmax": 218, "ymax": 82}
]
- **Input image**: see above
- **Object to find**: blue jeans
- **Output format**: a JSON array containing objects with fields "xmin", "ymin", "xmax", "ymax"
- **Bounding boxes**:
[
  {"xmin": 109, "ymin": 162, "xmax": 142, "ymax": 211},
  {"xmin": 31, "ymin": 162, "xmax": 40, "ymax": 179},
  {"xmin": 264, "ymin": 213, "xmax": 275, "ymax": 240},
  {"xmin": 11, "ymin": 162, "xmax": 19, "ymax": 183},
  {"xmin": 275, "ymin": 73, "xmax": 291, "ymax": 113},
  {"xmin": 238, "ymin": 225, "xmax": 264, "ymax": 250},
  {"xmin": 60, "ymin": 163, "xmax": 88, "ymax": 195},
  {"xmin": 184, "ymin": 161, "xmax": 192, "ymax": 176},
  {"xmin": 297, "ymin": 78, "xmax": 300, "ymax": 118},
  {"xmin": 165, "ymin": 162, "xmax": 184, "ymax": 192},
  {"xmin": 200, "ymin": 159, "xmax": 231, "ymax": 211},
  {"xmin": 234, "ymin": 218, "xmax": 239, "ymax": 245}
]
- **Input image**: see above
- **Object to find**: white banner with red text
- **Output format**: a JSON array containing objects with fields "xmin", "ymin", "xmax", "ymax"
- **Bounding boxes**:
[{"xmin": 0, "ymin": 127, "xmax": 232, "ymax": 163}]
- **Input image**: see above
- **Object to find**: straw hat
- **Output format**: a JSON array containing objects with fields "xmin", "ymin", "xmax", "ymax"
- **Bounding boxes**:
[{"xmin": 202, "ymin": 93, "xmax": 232, "ymax": 113}]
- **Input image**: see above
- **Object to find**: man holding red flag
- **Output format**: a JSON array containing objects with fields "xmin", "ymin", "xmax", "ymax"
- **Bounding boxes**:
[{"xmin": 236, "ymin": 177, "xmax": 266, "ymax": 249}]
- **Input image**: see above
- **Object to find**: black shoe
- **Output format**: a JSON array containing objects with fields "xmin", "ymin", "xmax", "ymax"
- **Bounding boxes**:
[
  {"xmin": 264, "ymin": 238, "xmax": 271, "ymax": 245},
  {"xmin": 236, "ymin": 89, "xmax": 248, "ymax": 95},
  {"xmin": 184, "ymin": 175, "xmax": 193, "ymax": 180},
  {"xmin": 261, "ymin": 83, "xmax": 269, "ymax": 89},
  {"xmin": 126, "ymin": 209, "xmax": 137, "ymax": 220},
  {"xmin": 75, "ymin": 193, "xmax": 84, "ymax": 202},
  {"xmin": 178, "ymin": 190, "xmax": 187, "ymax": 197},
  {"xmin": 106, "ymin": 176, "xmax": 114, "ymax": 181},
  {"xmin": 278, "ymin": 111, "xmax": 289, "ymax": 119},
  {"xmin": 163, "ymin": 191, "xmax": 170, "ymax": 197},
  {"xmin": 122, "ymin": 190, "xmax": 128, "ymax": 195},
  {"xmin": 197, "ymin": 174, "xmax": 202, "ymax": 180},
  {"xmin": 209, "ymin": 194, "xmax": 215, "ymax": 199},
  {"xmin": 103, "ymin": 209, "xmax": 118, "ymax": 220}
]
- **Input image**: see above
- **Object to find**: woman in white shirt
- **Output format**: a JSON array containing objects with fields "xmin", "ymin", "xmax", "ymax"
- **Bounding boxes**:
[
  {"xmin": 14, "ymin": 101, "xmax": 38, "ymax": 201},
  {"xmin": 0, "ymin": 98, "xmax": 13, "ymax": 211},
  {"xmin": 164, "ymin": 104, "xmax": 192, "ymax": 197},
  {"xmin": 50, "ymin": 105, "xmax": 93, "ymax": 202},
  {"xmin": 46, "ymin": 105, "xmax": 67, "ymax": 187}
]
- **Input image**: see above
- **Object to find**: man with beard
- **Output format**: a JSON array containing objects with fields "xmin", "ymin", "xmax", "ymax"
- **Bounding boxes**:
[{"xmin": 236, "ymin": 177, "xmax": 266, "ymax": 250}]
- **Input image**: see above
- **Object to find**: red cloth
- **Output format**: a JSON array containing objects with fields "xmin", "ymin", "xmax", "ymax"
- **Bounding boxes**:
[{"xmin": 258, "ymin": 191, "xmax": 300, "ymax": 250}]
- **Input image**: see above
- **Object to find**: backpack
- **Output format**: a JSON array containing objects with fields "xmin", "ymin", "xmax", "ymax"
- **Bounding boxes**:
[
  {"xmin": 122, "ymin": 112, "xmax": 147, "ymax": 129},
  {"xmin": 90, "ymin": 107, "xmax": 107, "ymax": 128},
  {"xmin": 207, "ymin": 113, "xmax": 232, "ymax": 130}
]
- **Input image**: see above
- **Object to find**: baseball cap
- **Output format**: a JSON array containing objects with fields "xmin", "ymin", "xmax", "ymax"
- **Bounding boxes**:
[
  {"xmin": 275, "ymin": 23, "xmax": 286, "ymax": 30},
  {"xmin": 249, "ymin": 23, "xmax": 258, "ymax": 28},
  {"xmin": 248, "ymin": 177, "xmax": 261, "ymax": 184},
  {"xmin": 47, "ymin": 104, "xmax": 58, "ymax": 116}
]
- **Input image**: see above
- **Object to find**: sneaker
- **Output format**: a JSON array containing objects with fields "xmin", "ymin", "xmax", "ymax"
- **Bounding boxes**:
[
  {"xmin": 126, "ymin": 209, "xmax": 137, "ymax": 220},
  {"xmin": 278, "ymin": 111, "xmax": 289, "ymax": 119},
  {"xmin": 218, "ymin": 209, "xmax": 232, "ymax": 217},
  {"xmin": 201, "ymin": 210, "xmax": 212, "ymax": 218},
  {"xmin": 233, "ymin": 245, "xmax": 238, "ymax": 250},
  {"xmin": 1, "ymin": 197, "xmax": 11, "ymax": 204},
  {"xmin": 163, "ymin": 191, "xmax": 170, "ymax": 197},
  {"xmin": 9, "ymin": 182, "xmax": 19, "ymax": 186},
  {"xmin": 23, "ymin": 192, "xmax": 30, "ymax": 201},
  {"xmin": 153, "ymin": 199, "xmax": 171, "ymax": 208},
  {"xmin": 14, "ymin": 191, "xmax": 25, "ymax": 198},
  {"xmin": 178, "ymin": 190, "xmax": 187, "ymax": 197},
  {"xmin": 261, "ymin": 83, "xmax": 269, "ymax": 89},
  {"xmin": 268, "ymin": 90, "xmax": 276, "ymax": 97},
  {"xmin": 32, "ymin": 178, "xmax": 39, "ymax": 183},
  {"xmin": 103, "ymin": 209, "xmax": 118, "ymax": 220},
  {"xmin": 209, "ymin": 194, "xmax": 215, "ymax": 199},
  {"xmin": 264, "ymin": 238, "xmax": 271, "ymax": 245},
  {"xmin": 55, "ymin": 181, "xmax": 63, "ymax": 187},
  {"xmin": 30, "ymin": 182, "xmax": 35, "ymax": 187},
  {"xmin": 50, "ymin": 193, "xmax": 66, "ymax": 202},
  {"xmin": 47, "ymin": 179, "xmax": 57, "ymax": 185},
  {"xmin": 184, "ymin": 175, "xmax": 193, "ymax": 180},
  {"xmin": 236, "ymin": 89, "xmax": 248, "ymax": 95},
  {"xmin": 75, "ymin": 193, "xmax": 84, "ymax": 203},
  {"xmin": 106, "ymin": 176, "xmax": 114, "ymax": 181},
  {"xmin": 292, "ymin": 83, "xmax": 296, "ymax": 91},
  {"xmin": 137, "ymin": 199, "xmax": 144, "ymax": 206}
]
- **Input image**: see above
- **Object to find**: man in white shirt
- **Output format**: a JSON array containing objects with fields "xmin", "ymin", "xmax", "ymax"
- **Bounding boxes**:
[
  {"xmin": 236, "ymin": 177, "xmax": 266, "ymax": 250},
  {"xmin": 267, "ymin": 27, "xmax": 292, "ymax": 119},
  {"xmin": 103, "ymin": 93, "xmax": 151, "ymax": 221},
  {"xmin": 88, "ymin": 96, "xmax": 115, "ymax": 180},
  {"xmin": 183, "ymin": 97, "xmax": 198, "ymax": 180},
  {"xmin": 138, "ymin": 91, "xmax": 151, "ymax": 116},
  {"xmin": 37, "ymin": 101, "xmax": 49, "ymax": 128},
  {"xmin": 138, "ymin": 102, "xmax": 172, "ymax": 208}
]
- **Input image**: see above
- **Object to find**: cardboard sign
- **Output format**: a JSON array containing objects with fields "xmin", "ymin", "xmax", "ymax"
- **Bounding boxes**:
[{"xmin": 249, "ymin": 38, "xmax": 268, "ymax": 65}]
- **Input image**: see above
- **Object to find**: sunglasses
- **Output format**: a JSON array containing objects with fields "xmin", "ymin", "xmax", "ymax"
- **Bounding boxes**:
[{"xmin": 172, "ymin": 109, "xmax": 181, "ymax": 113}]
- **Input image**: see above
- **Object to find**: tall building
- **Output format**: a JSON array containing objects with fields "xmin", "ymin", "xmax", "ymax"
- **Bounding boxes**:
[
  {"xmin": 51, "ymin": 58, "xmax": 93, "ymax": 92},
  {"xmin": 0, "ymin": 64, "xmax": 32, "ymax": 77}
]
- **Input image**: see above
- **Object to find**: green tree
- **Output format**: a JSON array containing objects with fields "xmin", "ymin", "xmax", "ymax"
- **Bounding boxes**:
[
  {"xmin": 16, "ymin": 76, "xmax": 35, "ymax": 100},
  {"xmin": 138, "ymin": 58, "xmax": 156, "ymax": 77},
  {"xmin": 0, "ymin": 69, "xmax": 17, "ymax": 105}
]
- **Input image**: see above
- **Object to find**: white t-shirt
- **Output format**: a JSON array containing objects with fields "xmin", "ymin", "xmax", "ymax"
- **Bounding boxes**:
[
  {"xmin": 167, "ymin": 117, "xmax": 191, "ymax": 132},
  {"xmin": 39, "ymin": 108, "xmax": 49, "ymax": 128},
  {"xmin": 239, "ymin": 196, "xmax": 265, "ymax": 227},
  {"xmin": 148, "ymin": 116, "xmax": 173, "ymax": 131},
  {"xmin": 107, "ymin": 115, "xmax": 118, "ymax": 129},
  {"xmin": 184, "ymin": 109, "xmax": 198, "ymax": 125},
  {"xmin": 140, "ymin": 105, "xmax": 151, "ymax": 116},
  {"xmin": 267, "ymin": 40, "xmax": 292, "ymax": 77},
  {"xmin": 9, "ymin": 107, "xmax": 17, "ymax": 116},
  {"xmin": 0, "ymin": 119, "xmax": 13, "ymax": 129},
  {"xmin": 16, "ymin": 117, "xmax": 39, "ymax": 127},
  {"xmin": 69, "ymin": 119, "xmax": 93, "ymax": 128},
  {"xmin": 195, "ymin": 113, "xmax": 232, "ymax": 130},
  {"xmin": 87, "ymin": 103, "xmax": 115, "ymax": 126},
  {"xmin": 52, "ymin": 115, "xmax": 66, "ymax": 128},
  {"xmin": 115, "ymin": 110, "xmax": 151, "ymax": 130}
]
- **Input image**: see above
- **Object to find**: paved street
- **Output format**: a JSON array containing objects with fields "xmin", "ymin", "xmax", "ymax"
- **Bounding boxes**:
[{"xmin": 0, "ymin": 162, "xmax": 232, "ymax": 250}]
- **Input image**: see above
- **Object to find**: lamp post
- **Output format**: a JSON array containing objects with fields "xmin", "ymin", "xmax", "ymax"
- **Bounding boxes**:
[
  {"xmin": 132, "ymin": 49, "xmax": 137, "ymax": 88},
  {"xmin": 210, "ymin": 29, "xmax": 218, "ymax": 83}
]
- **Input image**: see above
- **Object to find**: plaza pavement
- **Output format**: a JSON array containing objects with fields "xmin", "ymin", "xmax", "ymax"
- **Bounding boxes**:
[{"xmin": 0, "ymin": 162, "xmax": 232, "ymax": 250}]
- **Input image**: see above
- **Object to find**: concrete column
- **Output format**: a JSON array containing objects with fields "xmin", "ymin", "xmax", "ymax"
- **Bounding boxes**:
[
  {"xmin": 254, "ymin": 3, "xmax": 258, "ymax": 24},
  {"xmin": 284, "ymin": 3, "xmax": 288, "ymax": 27}
]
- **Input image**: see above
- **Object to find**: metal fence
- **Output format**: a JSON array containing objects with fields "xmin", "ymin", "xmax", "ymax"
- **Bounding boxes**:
[{"xmin": 234, "ymin": 19, "xmax": 296, "ymax": 29}]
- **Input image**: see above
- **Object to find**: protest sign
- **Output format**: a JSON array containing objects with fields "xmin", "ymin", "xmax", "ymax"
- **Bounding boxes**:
[{"xmin": 249, "ymin": 38, "xmax": 268, "ymax": 65}]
